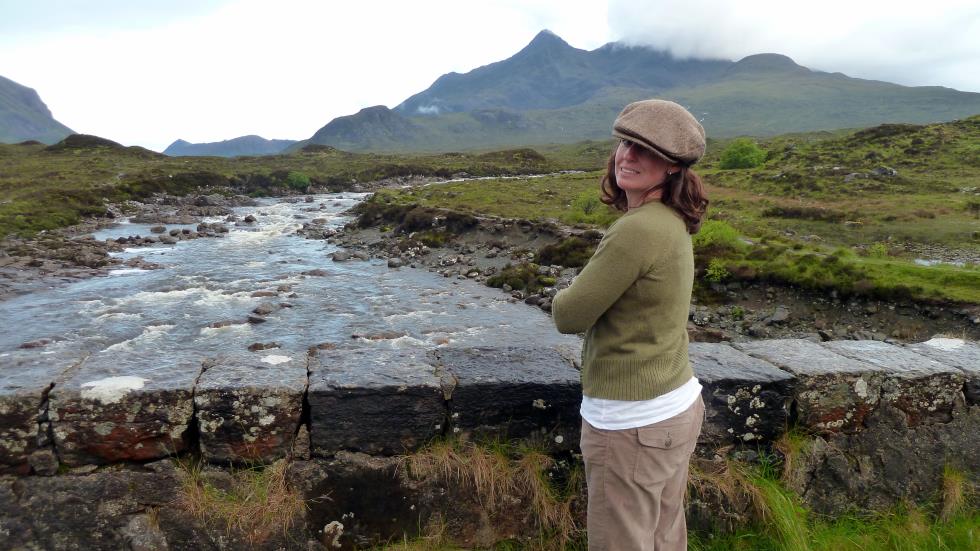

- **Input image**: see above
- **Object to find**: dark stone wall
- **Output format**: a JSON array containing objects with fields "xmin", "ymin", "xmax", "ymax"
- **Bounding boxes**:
[{"xmin": 2, "ymin": 338, "xmax": 978, "ymax": 548}]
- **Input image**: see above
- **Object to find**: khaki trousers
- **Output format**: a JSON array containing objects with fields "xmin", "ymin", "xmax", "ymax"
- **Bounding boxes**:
[{"xmin": 580, "ymin": 395, "xmax": 704, "ymax": 551}]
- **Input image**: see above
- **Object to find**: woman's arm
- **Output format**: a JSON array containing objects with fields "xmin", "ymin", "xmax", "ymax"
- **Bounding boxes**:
[{"xmin": 551, "ymin": 216, "xmax": 654, "ymax": 333}]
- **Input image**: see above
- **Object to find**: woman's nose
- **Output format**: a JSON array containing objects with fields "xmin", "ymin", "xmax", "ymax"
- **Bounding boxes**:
[{"xmin": 622, "ymin": 142, "xmax": 639, "ymax": 159}]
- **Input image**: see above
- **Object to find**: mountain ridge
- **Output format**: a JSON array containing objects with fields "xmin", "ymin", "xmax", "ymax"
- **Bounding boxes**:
[
  {"xmin": 0, "ymin": 75, "xmax": 74, "ymax": 144},
  {"xmin": 163, "ymin": 134, "xmax": 297, "ymax": 157},
  {"xmin": 307, "ymin": 31, "xmax": 980, "ymax": 152}
]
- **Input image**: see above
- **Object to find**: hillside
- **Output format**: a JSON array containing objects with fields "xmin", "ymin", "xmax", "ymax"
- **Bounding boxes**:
[
  {"xmin": 163, "ymin": 135, "xmax": 298, "ymax": 157},
  {"xmin": 355, "ymin": 115, "xmax": 980, "ymax": 307},
  {"xmin": 304, "ymin": 31, "xmax": 980, "ymax": 152},
  {"xmin": 0, "ymin": 75, "xmax": 73, "ymax": 144}
]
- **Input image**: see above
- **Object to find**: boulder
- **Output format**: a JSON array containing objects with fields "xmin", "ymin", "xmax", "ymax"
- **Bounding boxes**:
[
  {"xmin": 822, "ymin": 340, "xmax": 963, "ymax": 425},
  {"xmin": 734, "ymin": 339, "xmax": 884, "ymax": 434},
  {"xmin": 48, "ymin": 348, "xmax": 200, "ymax": 466},
  {"xmin": 309, "ymin": 347, "xmax": 444, "ymax": 456},
  {"xmin": 0, "ymin": 350, "xmax": 81, "ymax": 474},
  {"xmin": 689, "ymin": 343, "xmax": 795, "ymax": 447},
  {"xmin": 904, "ymin": 338, "xmax": 980, "ymax": 405},
  {"xmin": 433, "ymin": 346, "xmax": 581, "ymax": 450},
  {"xmin": 195, "ymin": 351, "xmax": 307, "ymax": 463}
]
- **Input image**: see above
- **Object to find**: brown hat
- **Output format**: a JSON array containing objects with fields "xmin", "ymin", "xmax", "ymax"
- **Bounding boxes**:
[{"xmin": 612, "ymin": 99, "xmax": 706, "ymax": 165}]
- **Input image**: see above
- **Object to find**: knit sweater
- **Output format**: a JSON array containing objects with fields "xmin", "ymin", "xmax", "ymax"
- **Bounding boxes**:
[{"xmin": 551, "ymin": 200, "xmax": 694, "ymax": 401}]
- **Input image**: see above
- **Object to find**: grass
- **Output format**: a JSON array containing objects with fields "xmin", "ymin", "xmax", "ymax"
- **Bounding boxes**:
[
  {"xmin": 0, "ymin": 137, "xmax": 586, "ymax": 239},
  {"xmin": 8, "ymin": 118, "xmax": 978, "ymax": 306},
  {"xmin": 175, "ymin": 456, "xmax": 305, "ymax": 546},
  {"xmin": 400, "ymin": 438, "xmax": 584, "ymax": 550},
  {"xmin": 690, "ymin": 506, "xmax": 980, "ymax": 551},
  {"xmin": 358, "ymin": 116, "xmax": 980, "ymax": 306},
  {"xmin": 381, "ymin": 440, "xmax": 979, "ymax": 550},
  {"xmin": 689, "ymin": 448, "xmax": 979, "ymax": 551},
  {"xmin": 364, "ymin": 171, "xmax": 619, "ymax": 227}
]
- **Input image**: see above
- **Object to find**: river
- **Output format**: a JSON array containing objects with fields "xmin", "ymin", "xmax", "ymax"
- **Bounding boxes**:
[{"xmin": 0, "ymin": 193, "xmax": 578, "ymax": 383}]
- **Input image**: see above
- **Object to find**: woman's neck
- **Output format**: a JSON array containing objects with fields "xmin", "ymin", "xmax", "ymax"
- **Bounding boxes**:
[{"xmin": 626, "ymin": 189, "xmax": 663, "ymax": 211}]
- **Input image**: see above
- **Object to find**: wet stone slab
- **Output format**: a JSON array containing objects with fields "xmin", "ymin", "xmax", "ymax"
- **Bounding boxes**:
[
  {"xmin": 0, "ymin": 350, "xmax": 81, "ymax": 473},
  {"xmin": 195, "ymin": 350, "xmax": 307, "ymax": 463},
  {"xmin": 434, "ymin": 346, "xmax": 581, "ymax": 450},
  {"xmin": 689, "ymin": 343, "xmax": 795, "ymax": 447},
  {"xmin": 309, "ymin": 346, "xmax": 445, "ymax": 456},
  {"xmin": 734, "ymin": 339, "xmax": 883, "ymax": 434},
  {"xmin": 904, "ymin": 338, "xmax": 980, "ymax": 406},
  {"xmin": 48, "ymin": 349, "xmax": 201, "ymax": 466},
  {"xmin": 823, "ymin": 340, "xmax": 964, "ymax": 425}
]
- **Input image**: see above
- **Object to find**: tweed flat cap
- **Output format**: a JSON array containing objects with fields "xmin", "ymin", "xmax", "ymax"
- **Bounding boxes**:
[{"xmin": 612, "ymin": 99, "xmax": 706, "ymax": 165}]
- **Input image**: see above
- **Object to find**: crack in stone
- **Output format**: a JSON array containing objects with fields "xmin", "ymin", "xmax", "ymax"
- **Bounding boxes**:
[
  {"xmin": 185, "ymin": 358, "xmax": 211, "ymax": 458},
  {"xmin": 430, "ymin": 351, "xmax": 455, "ymax": 438}
]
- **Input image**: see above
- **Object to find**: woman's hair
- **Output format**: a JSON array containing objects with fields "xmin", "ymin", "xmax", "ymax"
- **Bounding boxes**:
[{"xmin": 599, "ymin": 150, "xmax": 709, "ymax": 234}]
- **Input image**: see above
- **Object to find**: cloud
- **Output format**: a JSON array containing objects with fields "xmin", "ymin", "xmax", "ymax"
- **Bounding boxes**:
[
  {"xmin": 607, "ymin": 0, "xmax": 980, "ymax": 92},
  {"xmin": 0, "ymin": 0, "xmax": 611, "ymax": 150}
]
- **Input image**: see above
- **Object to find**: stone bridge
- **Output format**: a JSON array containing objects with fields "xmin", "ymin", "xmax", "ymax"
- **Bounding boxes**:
[{"xmin": 1, "ymin": 337, "xmax": 977, "ymax": 549}]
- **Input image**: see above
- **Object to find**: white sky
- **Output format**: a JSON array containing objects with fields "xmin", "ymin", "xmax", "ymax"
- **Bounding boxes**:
[{"xmin": 1, "ymin": 0, "xmax": 978, "ymax": 152}]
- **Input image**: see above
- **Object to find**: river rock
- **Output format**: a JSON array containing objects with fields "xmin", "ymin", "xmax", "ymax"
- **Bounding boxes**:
[
  {"xmin": 734, "ymin": 339, "xmax": 884, "ymax": 434},
  {"xmin": 689, "ymin": 343, "xmax": 795, "ymax": 447},
  {"xmin": 0, "ymin": 350, "xmax": 81, "ymax": 474},
  {"xmin": 252, "ymin": 301, "xmax": 276, "ymax": 316},
  {"xmin": 195, "ymin": 350, "xmax": 307, "ymax": 463},
  {"xmin": 0, "ymin": 465, "xmax": 184, "ymax": 550},
  {"xmin": 904, "ymin": 337, "xmax": 980, "ymax": 405},
  {"xmin": 308, "ymin": 347, "xmax": 445, "ymax": 456},
  {"xmin": 822, "ymin": 340, "xmax": 963, "ymax": 425},
  {"xmin": 433, "ymin": 346, "xmax": 581, "ymax": 450},
  {"xmin": 792, "ymin": 399, "xmax": 980, "ymax": 516},
  {"xmin": 48, "ymin": 347, "xmax": 200, "ymax": 466}
]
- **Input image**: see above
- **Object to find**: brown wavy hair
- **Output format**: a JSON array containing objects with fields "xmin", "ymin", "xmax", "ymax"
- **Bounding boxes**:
[{"xmin": 599, "ymin": 150, "xmax": 709, "ymax": 234}]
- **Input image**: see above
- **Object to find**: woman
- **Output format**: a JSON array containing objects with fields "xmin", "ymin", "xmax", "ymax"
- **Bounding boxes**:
[{"xmin": 551, "ymin": 99, "xmax": 708, "ymax": 551}]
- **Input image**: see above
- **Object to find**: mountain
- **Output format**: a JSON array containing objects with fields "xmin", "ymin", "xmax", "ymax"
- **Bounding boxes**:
[
  {"xmin": 0, "ymin": 75, "xmax": 74, "ymax": 144},
  {"xmin": 305, "ymin": 30, "xmax": 980, "ymax": 152},
  {"xmin": 163, "ymin": 135, "xmax": 297, "ymax": 157}
]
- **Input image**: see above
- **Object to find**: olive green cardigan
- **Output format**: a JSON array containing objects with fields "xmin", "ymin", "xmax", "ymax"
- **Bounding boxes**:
[{"xmin": 551, "ymin": 200, "xmax": 694, "ymax": 400}]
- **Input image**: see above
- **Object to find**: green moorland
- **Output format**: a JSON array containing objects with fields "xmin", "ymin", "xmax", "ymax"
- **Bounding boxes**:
[
  {"xmin": 0, "ymin": 135, "xmax": 592, "ymax": 239},
  {"xmin": 363, "ymin": 115, "xmax": 980, "ymax": 305},
  {"xmin": 2, "ymin": 115, "xmax": 979, "ymax": 305}
]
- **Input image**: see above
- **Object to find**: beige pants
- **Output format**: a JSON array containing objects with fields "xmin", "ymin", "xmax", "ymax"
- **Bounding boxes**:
[{"xmin": 580, "ymin": 395, "xmax": 705, "ymax": 551}]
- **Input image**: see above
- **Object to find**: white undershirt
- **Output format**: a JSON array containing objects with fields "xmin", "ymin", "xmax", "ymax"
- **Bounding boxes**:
[{"xmin": 580, "ymin": 376, "xmax": 703, "ymax": 430}]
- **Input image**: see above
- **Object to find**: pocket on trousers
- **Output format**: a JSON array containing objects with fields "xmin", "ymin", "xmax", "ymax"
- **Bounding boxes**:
[
  {"xmin": 580, "ymin": 420, "xmax": 609, "ymax": 466},
  {"xmin": 633, "ymin": 423, "xmax": 697, "ymax": 485}
]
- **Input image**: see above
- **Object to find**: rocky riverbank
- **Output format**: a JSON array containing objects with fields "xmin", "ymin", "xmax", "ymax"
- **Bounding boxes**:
[
  {"xmin": 306, "ymin": 202, "xmax": 980, "ymax": 344},
  {"xmin": 0, "ymin": 192, "xmax": 301, "ymax": 301}
]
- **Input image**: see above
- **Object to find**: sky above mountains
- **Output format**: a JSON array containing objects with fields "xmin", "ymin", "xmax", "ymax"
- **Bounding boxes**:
[{"xmin": 1, "ymin": 0, "xmax": 978, "ymax": 152}]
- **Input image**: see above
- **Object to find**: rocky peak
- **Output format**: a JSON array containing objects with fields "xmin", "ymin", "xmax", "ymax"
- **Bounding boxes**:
[{"xmin": 729, "ymin": 53, "xmax": 809, "ymax": 74}]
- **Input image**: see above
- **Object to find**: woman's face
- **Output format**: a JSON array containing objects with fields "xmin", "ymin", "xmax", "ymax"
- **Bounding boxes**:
[{"xmin": 614, "ymin": 139, "xmax": 677, "ymax": 194}]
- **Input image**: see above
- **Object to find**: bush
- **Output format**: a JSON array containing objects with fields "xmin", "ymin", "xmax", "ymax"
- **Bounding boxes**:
[
  {"xmin": 867, "ymin": 242, "xmax": 889, "ymax": 258},
  {"xmin": 487, "ymin": 263, "xmax": 548, "ymax": 292},
  {"xmin": 537, "ymin": 237, "xmax": 595, "ymax": 268},
  {"xmin": 692, "ymin": 220, "xmax": 745, "ymax": 255},
  {"xmin": 704, "ymin": 258, "xmax": 730, "ymax": 283},
  {"xmin": 284, "ymin": 171, "xmax": 310, "ymax": 190},
  {"xmin": 719, "ymin": 138, "xmax": 766, "ymax": 169}
]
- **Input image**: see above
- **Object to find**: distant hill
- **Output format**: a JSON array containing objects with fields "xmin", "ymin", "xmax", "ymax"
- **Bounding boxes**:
[
  {"xmin": 304, "ymin": 30, "xmax": 980, "ymax": 152},
  {"xmin": 45, "ymin": 134, "xmax": 165, "ymax": 159},
  {"xmin": 163, "ymin": 135, "xmax": 297, "ymax": 157},
  {"xmin": 0, "ymin": 75, "xmax": 74, "ymax": 144}
]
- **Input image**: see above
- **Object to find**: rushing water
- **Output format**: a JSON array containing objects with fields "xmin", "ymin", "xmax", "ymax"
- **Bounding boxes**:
[{"xmin": 0, "ymin": 193, "xmax": 578, "ymax": 382}]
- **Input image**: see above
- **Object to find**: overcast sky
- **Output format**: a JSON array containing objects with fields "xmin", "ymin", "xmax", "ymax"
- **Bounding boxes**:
[{"xmin": 1, "ymin": 0, "xmax": 978, "ymax": 152}]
